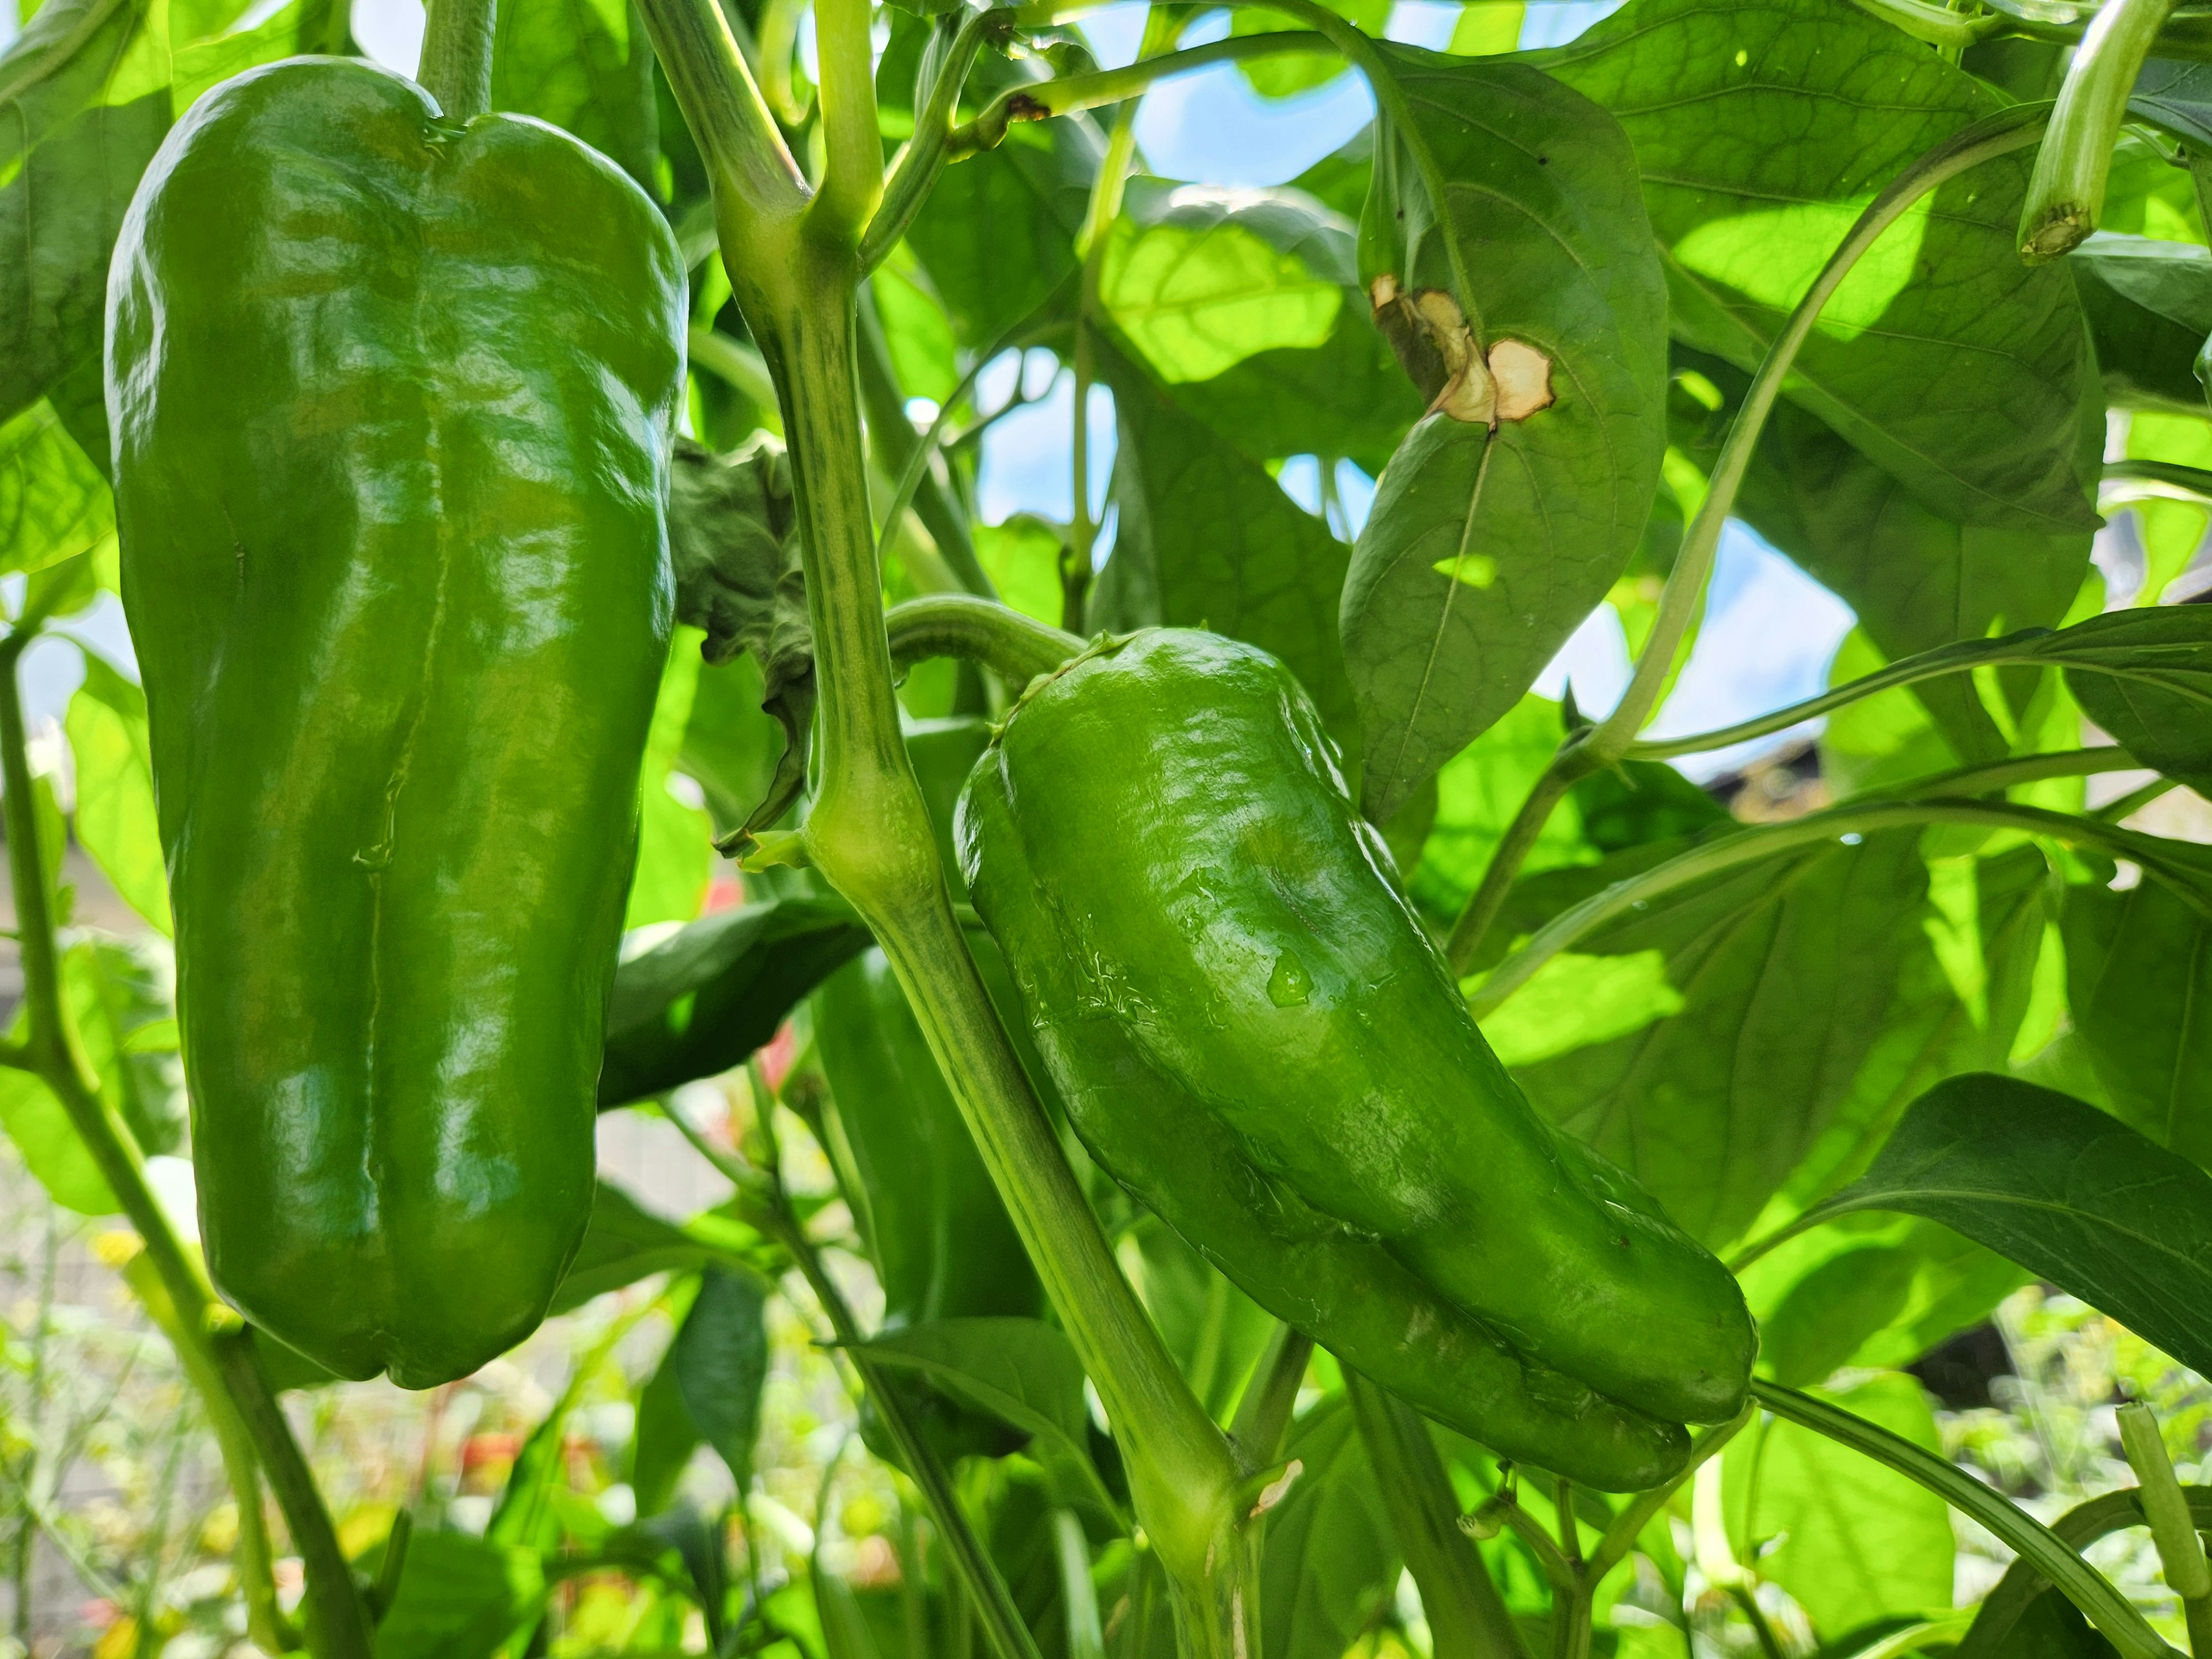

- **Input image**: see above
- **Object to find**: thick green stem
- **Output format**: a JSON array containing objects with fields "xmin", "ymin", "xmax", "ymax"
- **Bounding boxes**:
[
  {"xmin": 886, "ymin": 594, "xmax": 1083, "ymax": 685},
  {"xmin": 747, "ymin": 241, "xmax": 1243, "ymax": 1627},
  {"xmin": 0, "ymin": 632, "xmax": 367, "ymax": 1659},
  {"xmin": 2116, "ymin": 1404, "xmax": 2212, "ymax": 1651},
  {"xmin": 2021, "ymin": 0, "xmax": 2179, "ymax": 259},
  {"xmin": 417, "ymin": 0, "xmax": 497, "ymax": 119},
  {"xmin": 810, "ymin": 0, "xmax": 883, "ymax": 244},
  {"xmin": 1346, "ymin": 1374, "xmax": 1528, "ymax": 1659},
  {"xmin": 1752, "ymin": 1382, "xmax": 2177, "ymax": 1657}
]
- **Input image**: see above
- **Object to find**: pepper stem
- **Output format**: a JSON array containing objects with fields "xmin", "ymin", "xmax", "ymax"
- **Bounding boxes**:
[{"xmin": 418, "ymin": 0, "xmax": 498, "ymax": 120}]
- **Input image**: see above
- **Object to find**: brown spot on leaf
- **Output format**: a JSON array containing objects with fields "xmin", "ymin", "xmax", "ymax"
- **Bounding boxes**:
[
  {"xmin": 1487, "ymin": 338, "xmax": 1554, "ymax": 421},
  {"xmin": 1006, "ymin": 92, "xmax": 1049, "ymax": 122}
]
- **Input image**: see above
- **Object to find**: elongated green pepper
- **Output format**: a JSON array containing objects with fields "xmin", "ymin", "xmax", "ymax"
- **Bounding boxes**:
[
  {"xmin": 959, "ymin": 631, "xmax": 1755, "ymax": 1488},
  {"xmin": 107, "ymin": 58, "xmax": 685, "ymax": 1387}
]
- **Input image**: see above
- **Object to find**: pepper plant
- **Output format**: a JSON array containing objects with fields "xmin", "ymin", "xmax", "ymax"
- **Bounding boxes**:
[{"xmin": 6, "ymin": 0, "xmax": 2212, "ymax": 1649}]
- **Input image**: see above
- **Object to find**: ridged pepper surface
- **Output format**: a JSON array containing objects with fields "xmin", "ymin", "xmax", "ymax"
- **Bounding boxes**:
[
  {"xmin": 958, "ymin": 630, "xmax": 1756, "ymax": 1488},
  {"xmin": 105, "ymin": 58, "xmax": 685, "ymax": 1388}
]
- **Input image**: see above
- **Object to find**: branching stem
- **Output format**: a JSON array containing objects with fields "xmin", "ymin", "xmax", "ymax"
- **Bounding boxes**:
[{"xmin": 1444, "ymin": 105, "xmax": 2052, "ymax": 974}]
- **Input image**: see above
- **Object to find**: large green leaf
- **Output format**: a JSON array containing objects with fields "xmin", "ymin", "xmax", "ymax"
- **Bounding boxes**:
[
  {"xmin": 1260, "ymin": 1394, "xmax": 1401, "ymax": 1659},
  {"xmin": 491, "ymin": 0, "xmax": 658, "ymax": 190},
  {"xmin": 600, "ymin": 893, "xmax": 872, "ymax": 1106},
  {"xmin": 169, "ymin": 0, "xmax": 340, "ymax": 112},
  {"xmin": 2069, "ymin": 233, "xmax": 2212, "ymax": 414},
  {"xmin": 1342, "ymin": 50, "xmax": 1667, "ymax": 821},
  {"xmin": 670, "ymin": 1263, "xmax": 770, "ymax": 1495},
  {"xmin": 0, "ymin": 0, "xmax": 171, "ymax": 429},
  {"xmin": 1750, "ymin": 1219, "xmax": 2025, "ymax": 1390},
  {"xmin": 1121, "ymin": 1215, "xmax": 1274, "ymax": 1423},
  {"xmin": 1233, "ymin": 0, "xmax": 1386, "ymax": 100},
  {"xmin": 1101, "ymin": 179, "xmax": 1346, "ymax": 384},
  {"xmin": 1537, "ymin": 0, "xmax": 2100, "ymax": 535},
  {"xmin": 908, "ymin": 113, "xmax": 1097, "ymax": 349},
  {"xmin": 626, "ymin": 636, "xmax": 713, "ymax": 930},
  {"xmin": 1511, "ymin": 831, "xmax": 1931, "ymax": 1247},
  {"xmin": 2046, "ymin": 607, "xmax": 2212, "ymax": 796},
  {"xmin": 0, "ymin": 400, "xmax": 112, "ymax": 574},
  {"xmin": 549, "ymin": 1180, "xmax": 718, "ymax": 1315},
  {"xmin": 2062, "ymin": 877, "xmax": 2212, "ymax": 1172},
  {"xmin": 0, "ymin": 933, "xmax": 183, "ymax": 1214},
  {"xmin": 1723, "ymin": 1372, "xmax": 1954, "ymax": 1636},
  {"xmin": 1736, "ymin": 404, "xmax": 2090, "ymax": 762},
  {"xmin": 365, "ymin": 1529, "xmax": 547, "ymax": 1659},
  {"xmin": 1808, "ymin": 1074, "xmax": 2212, "ymax": 1378},
  {"xmin": 67, "ymin": 653, "xmax": 167, "ymax": 933},
  {"xmin": 1089, "ymin": 328, "xmax": 1357, "ymax": 751}
]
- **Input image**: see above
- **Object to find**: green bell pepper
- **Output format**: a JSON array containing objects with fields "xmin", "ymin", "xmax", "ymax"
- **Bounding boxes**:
[{"xmin": 106, "ymin": 58, "xmax": 686, "ymax": 1387}]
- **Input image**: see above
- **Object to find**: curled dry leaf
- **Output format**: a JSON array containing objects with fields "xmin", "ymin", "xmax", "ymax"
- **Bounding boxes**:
[{"xmin": 1366, "ymin": 275, "xmax": 1552, "ymax": 426}]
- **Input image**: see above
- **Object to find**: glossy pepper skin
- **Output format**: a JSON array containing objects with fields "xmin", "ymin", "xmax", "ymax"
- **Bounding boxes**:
[
  {"xmin": 106, "ymin": 58, "xmax": 685, "ymax": 1388},
  {"xmin": 959, "ymin": 631, "xmax": 1757, "ymax": 1488},
  {"xmin": 813, "ymin": 721, "xmax": 1047, "ymax": 1463}
]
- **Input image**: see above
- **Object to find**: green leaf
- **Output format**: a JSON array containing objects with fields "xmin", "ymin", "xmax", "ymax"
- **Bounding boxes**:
[
  {"xmin": 670, "ymin": 1263, "xmax": 770, "ymax": 1495},
  {"xmin": 2069, "ymin": 233, "xmax": 2212, "ymax": 414},
  {"xmin": 1812, "ymin": 1073, "xmax": 2212, "ymax": 1379},
  {"xmin": 630, "ymin": 1312, "xmax": 704, "ymax": 1520},
  {"xmin": 490, "ymin": 0, "xmax": 658, "ymax": 191},
  {"xmin": 1537, "ymin": 0, "xmax": 2100, "ymax": 535},
  {"xmin": 1259, "ymin": 1394, "xmax": 1401, "ymax": 1659},
  {"xmin": 1089, "ymin": 328, "xmax": 1357, "ymax": 753},
  {"xmin": 1748, "ymin": 1218, "xmax": 2025, "ymax": 1389},
  {"xmin": 1121, "ymin": 1214, "xmax": 1274, "ymax": 1423},
  {"xmin": 907, "ymin": 113, "xmax": 1097, "ymax": 349},
  {"xmin": 1343, "ymin": 50, "xmax": 1668, "ymax": 821},
  {"xmin": 854, "ymin": 1317, "xmax": 1116, "ymax": 1514},
  {"xmin": 600, "ymin": 894, "xmax": 872, "ymax": 1106},
  {"xmin": 1736, "ymin": 403, "xmax": 2090, "ymax": 762},
  {"xmin": 1101, "ymin": 180, "xmax": 1347, "ymax": 385},
  {"xmin": 2047, "ymin": 607, "xmax": 2212, "ymax": 796},
  {"xmin": 0, "ymin": 400, "xmax": 112, "ymax": 575},
  {"xmin": 66, "ymin": 653, "xmax": 168, "ymax": 933},
  {"xmin": 0, "ymin": 1066, "xmax": 110, "ymax": 1213},
  {"xmin": 626, "ymin": 637, "xmax": 712, "ymax": 930},
  {"xmin": 1512, "ymin": 830, "xmax": 1932, "ymax": 1246},
  {"xmin": 550, "ymin": 1180, "xmax": 716, "ymax": 1315},
  {"xmin": 0, "ymin": 932, "xmax": 185, "ymax": 1213},
  {"xmin": 169, "ymin": 0, "xmax": 341, "ymax": 114},
  {"xmin": 973, "ymin": 514, "xmax": 1067, "ymax": 628},
  {"xmin": 1407, "ymin": 693, "xmax": 1597, "ymax": 923},
  {"xmin": 664, "ymin": 435, "xmax": 814, "ymax": 842},
  {"xmin": 362, "ymin": 1529, "xmax": 547, "ymax": 1659},
  {"xmin": 1159, "ymin": 311, "xmax": 1422, "ymax": 478},
  {"xmin": 1232, "ymin": 0, "xmax": 1384, "ymax": 100},
  {"xmin": 2062, "ymin": 876, "xmax": 2212, "ymax": 1172},
  {"xmin": 1723, "ymin": 1372, "xmax": 1953, "ymax": 1635},
  {"xmin": 1, "ymin": 0, "xmax": 171, "ymax": 429}
]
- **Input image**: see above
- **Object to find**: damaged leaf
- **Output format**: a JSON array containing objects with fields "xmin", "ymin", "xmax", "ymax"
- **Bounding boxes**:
[
  {"xmin": 665, "ymin": 435, "xmax": 814, "ymax": 850},
  {"xmin": 1342, "ymin": 51, "xmax": 1666, "ymax": 823}
]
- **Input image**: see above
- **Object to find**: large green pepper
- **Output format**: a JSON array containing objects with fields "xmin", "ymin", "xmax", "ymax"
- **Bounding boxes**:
[
  {"xmin": 958, "ymin": 631, "xmax": 1756, "ymax": 1488},
  {"xmin": 813, "ymin": 720, "xmax": 1047, "ymax": 1461},
  {"xmin": 106, "ymin": 59, "xmax": 685, "ymax": 1388}
]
